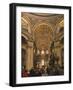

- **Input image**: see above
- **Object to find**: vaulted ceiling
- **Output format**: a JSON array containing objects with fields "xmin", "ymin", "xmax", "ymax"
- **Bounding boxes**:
[
  {"xmin": 21, "ymin": 12, "xmax": 64, "ymax": 50},
  {"xmin": 34, "ymin": 24, "xmax": 53, "ymax": 50}
]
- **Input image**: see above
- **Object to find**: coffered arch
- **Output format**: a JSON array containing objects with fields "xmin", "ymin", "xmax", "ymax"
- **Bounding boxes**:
[
  {"xmin": 32, "ymin": 21, "xmax": 53, "ymax": 33},
  {"xmin": 33, "ymin": 23, "xmax": 53, "ymax": 50}
]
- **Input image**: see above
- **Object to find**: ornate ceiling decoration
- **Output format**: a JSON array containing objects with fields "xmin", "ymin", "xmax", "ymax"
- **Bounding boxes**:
[
  {"xmin": 21, "ymin": 12, "xmax": 64, "ymax": 51},
  {"xmin": 34, "ymin": 24, "xmax": 53, "ymax": 50}
]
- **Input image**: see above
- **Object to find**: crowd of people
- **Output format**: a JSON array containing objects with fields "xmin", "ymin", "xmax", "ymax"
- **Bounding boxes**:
[
  {"xmin": 22, "ymin": 53, "xmax": 64, "ymax": 77},
  {"xmin": 22, "ymin": 64, "xmax": 64, "ymax": 77}
]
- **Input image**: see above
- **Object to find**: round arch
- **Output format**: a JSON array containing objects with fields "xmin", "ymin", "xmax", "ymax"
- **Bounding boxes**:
[
  {"xmin": 32, "ymin": 21, "xmax": 53, "ymax": 33},
  {"xmin": 32, "ymin": 22, "xmax": 54, "ymax": 42},
  {"xmin": 21, "ymin": 34, "xmax": 28, "ymax": 41},
  {"xmin": 21, "ymin": 16, "xmax": 31, "ymax": 33}
]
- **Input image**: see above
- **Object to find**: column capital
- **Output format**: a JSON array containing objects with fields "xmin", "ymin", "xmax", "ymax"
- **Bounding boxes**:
[{"xmin": 28, "ymin": 41, "xmax": 33, "ymax": 48}]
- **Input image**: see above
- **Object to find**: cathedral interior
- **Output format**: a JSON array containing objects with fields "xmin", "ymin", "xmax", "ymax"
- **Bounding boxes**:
[{"xmin": 21, "ymin": 12, "xmax": 64, "ymax": 77}]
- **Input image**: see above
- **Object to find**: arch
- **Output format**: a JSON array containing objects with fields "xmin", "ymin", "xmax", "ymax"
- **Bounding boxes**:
[
  {"xmin": 21, "ymin": 32, "xmax": 33, "ymax": 42},
  {"xmin": 33, "ymin": 22, "xmax": 54, "ymax": 42},
  {"xmin": 32, "ymin": 23, "xmax": 54, "ymax": 51},
  {"xmin": 32, "ymin": 21, "xmax": 53, "ymax": 33},
  {"xmin": 22, "ymin": 36, "xmax": 28, "ymax": 44},
  {"xmin": 21, "ymin": 34, "xmax": 28, "ymax": 41},
  {"xmin": 55, "ymin": 19, "xmax": 64, "ymax": 34},
  {"xmin": 21, "ymin": 35, "xmax": 28, "ymax": 50},
  {"xmin": 58, "ymin": 20, "xmax": 64, "ymax": 34},
  {"xmin": 21, "ymin": 16, "xmax": 31, "ymax": 33},
  {"xmin": 59, "ymin": 19, "xmax": 64, "ymax": 27},
  {"xmin": 21, "ymin": 15, "xmax": 31, "ymax": 25}
]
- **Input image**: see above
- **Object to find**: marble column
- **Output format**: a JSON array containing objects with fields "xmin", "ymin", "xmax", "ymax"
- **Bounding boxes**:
[{"xmin": 26, "ymin": 41, "xmax": 33, "ymax": 71}]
